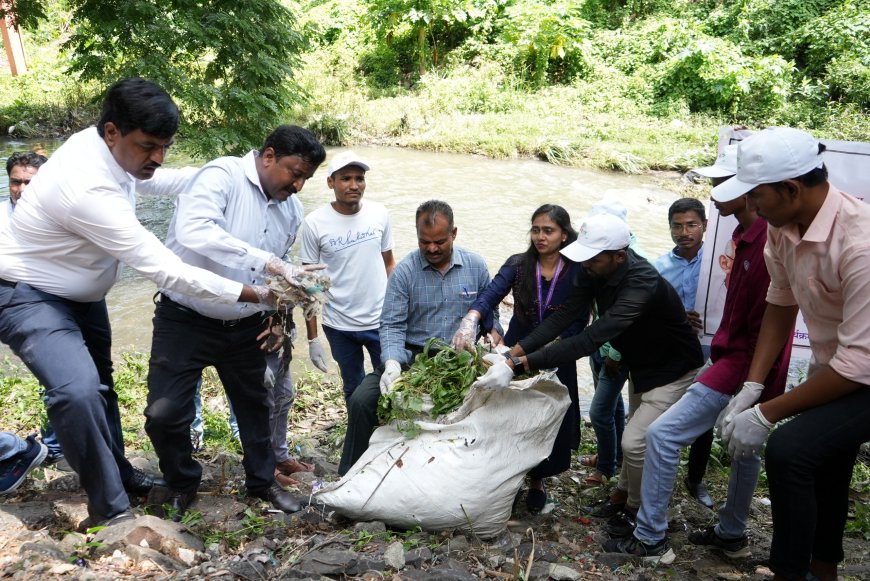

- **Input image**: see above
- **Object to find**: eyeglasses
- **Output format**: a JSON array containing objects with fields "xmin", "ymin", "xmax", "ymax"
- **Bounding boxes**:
[
  {"xmin": 9, "ymin": 179, "xmax": 31, "ymax": 187},
  {"xmin": 669, "ymin": 222, "xmax": 702, "ymax": 233}
]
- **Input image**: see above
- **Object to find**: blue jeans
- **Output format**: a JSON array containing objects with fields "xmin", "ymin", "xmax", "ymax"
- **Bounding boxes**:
[
  {"xmin": 0, "ymin": 280, "xmax": 132, "ymax": 520},
  {"xmin": 322, "ymin": 325, "xmax": 381, "ymax": 401},
  {"xmin": 265, "ymin": 350, "xmax": 295, "ymax": 463},
  {"xmin": 635, "ymin": 382, "xmax": 761, "ymax": 544},
  {"xmin": 589, "ymin": 351, "xmax": 627, "ymax": 477},
  {"xmin": 0, "ymin": 431, "xmax": 27, "ymax": 461},
  {"xmin": 40, "ymin": 414, "xmax": 64, "ymax": 459},
  {"xmin": 191, "ymin": 378, "xmax": 240, "ymax": 447}
]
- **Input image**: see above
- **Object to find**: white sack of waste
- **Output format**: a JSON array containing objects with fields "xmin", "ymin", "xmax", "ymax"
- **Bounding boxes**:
[{"xmin": 313, "ymin": 372, "xmax": 569, "ymax": 538}]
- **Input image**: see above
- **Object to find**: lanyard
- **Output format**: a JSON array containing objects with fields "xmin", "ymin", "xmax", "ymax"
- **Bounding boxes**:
[{"xmin": 536, "ymin": 259, "xmax": 562, "ymax": 323}]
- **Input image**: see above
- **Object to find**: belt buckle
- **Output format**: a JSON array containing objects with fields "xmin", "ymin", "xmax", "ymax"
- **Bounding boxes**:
[{"xmin": 222, "ymin": 318, "xmax": 241, "ymax": 327}]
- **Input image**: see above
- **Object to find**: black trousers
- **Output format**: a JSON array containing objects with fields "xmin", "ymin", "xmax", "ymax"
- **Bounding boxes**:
[
  {"xmin": 144, "ymin": 297, "xmax": 273, "ymax": 493},
  {"xmin": 766, "ymin": 386, "xmax": 870, "ymax": 579}
]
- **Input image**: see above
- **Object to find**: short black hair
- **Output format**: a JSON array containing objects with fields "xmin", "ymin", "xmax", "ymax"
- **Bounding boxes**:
[
  {"xmin": 668, "ymin": 197, "xmax": 706, "ymax": 223},
  {"xmin": 795, "ymin": 143, "xmax": 828, "ymax": 187},
  {"xmin": 6, "ymin": 151, "xmax": 47, "ymax": 176},
  {"xmin": 260, "ymin": 125, "xmax": 326, "ymax": 167},
  {"xmin": 416, "ymin": 200, "xmax": 454, "ymax": 229},
  {"xmin": 97, "ymin": 77, "xmax": 179, "ymax": 138}
]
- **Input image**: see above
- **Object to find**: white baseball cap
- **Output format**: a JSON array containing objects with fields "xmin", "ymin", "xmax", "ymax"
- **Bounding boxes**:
[
  {"xmin": 327, "ymin": 150, "xmax": 370, "ymax": 176},
  {"xmin": 691, "ymin": 143, "xmax": 738, "ymax": 179},
  {"xmin": 589, "ymin": 199, "xmax": 628, "ymax": 223},
  {"xmin": 712, "ymin": 127, "xmax": 823, "ymax": 202},
  {"xmin": 561, "ymin": 214, "xmax": 631, "ymax": 262}
]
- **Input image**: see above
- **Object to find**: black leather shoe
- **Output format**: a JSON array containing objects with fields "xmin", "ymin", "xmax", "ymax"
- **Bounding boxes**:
[
  {"xmin": 684, "ymin": 477, "xmax": 715, "ymax": 509},
  {"xmin": 165, "ymin": 490, "xmax": 197, "ymax": 522},
  {"xmin": 250, "ymin": 482, "xmax": 302, "ymax": 513},
  {"xmin": 605, "ymin": 510, "xmax": 637, "ymax": 538},
  {"xmin": 124, "ymin": 467, "xmax": 167, "ymax": 496},
  {"xmin": 582, "ymin": 498, "xmax": 626, "ymax": 518},
  {"xmin": 79, "ymin": 509, "xmax": 136, "ymax": 531}
]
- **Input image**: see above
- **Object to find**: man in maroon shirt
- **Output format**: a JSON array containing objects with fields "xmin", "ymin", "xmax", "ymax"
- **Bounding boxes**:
[{"xmin": 604, "ymin": 145, "xmax": 793, "ymax": 561}]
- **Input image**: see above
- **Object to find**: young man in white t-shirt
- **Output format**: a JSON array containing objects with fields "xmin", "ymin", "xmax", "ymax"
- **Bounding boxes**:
[{"xmin": 301, "ymin": 151, "xmax": 395, "ymax": 401}]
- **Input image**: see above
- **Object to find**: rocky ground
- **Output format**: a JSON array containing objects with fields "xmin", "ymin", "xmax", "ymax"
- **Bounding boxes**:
[{"xmin": 2, "ymin": 400, "xmax": 869, "ymax": 581}]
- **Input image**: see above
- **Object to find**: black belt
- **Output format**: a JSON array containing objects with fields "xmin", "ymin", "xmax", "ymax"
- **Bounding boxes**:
[{"xmin": 155, "ymin": 292, "xmax": 268, "ymax": 328}]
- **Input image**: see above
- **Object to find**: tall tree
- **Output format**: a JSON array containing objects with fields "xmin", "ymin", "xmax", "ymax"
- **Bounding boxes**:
[{"xmin": 64, "ymin": 0, "xmax": 307, "ymax": 157}]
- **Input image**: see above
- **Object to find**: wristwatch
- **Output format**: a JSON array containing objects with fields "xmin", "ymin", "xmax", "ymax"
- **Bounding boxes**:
[{"xmin": 502, "ymin": 351, "xmax": 524, "ymax": 374}]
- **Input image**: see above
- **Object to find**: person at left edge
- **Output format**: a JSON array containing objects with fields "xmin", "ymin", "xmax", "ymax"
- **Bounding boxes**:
[
  {"xmin": 0, "ymin": 151, "xmax": 73, "ymax": 471},
  {"xmin": 0, "ymin": 78, "xmax": 281, "ymax": 529},
  {"xmin": 145, "ymin": 125, "xmax": 326, "ymax": 520}
]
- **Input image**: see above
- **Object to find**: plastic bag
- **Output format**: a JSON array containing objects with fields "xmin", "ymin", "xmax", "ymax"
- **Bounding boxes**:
[{"xmin": 313, "ymin": 372, "xmax": 569, "ymax": 538}]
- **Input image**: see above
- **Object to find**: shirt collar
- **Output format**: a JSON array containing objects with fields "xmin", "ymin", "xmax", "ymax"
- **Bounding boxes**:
[
  {"xmin": 417, "ymin": 246, "xmax": 463, "ymax": 272},
  {"xmin": 89, "ymin": 126, "xmax": 134, "ymax": 189},
  {"xmin": 243, "ymin": 150, "xmax": 275, "ymax": 204},
  {"xmin": 797, "ymin": 183, "xmax": 841, "ymax": 244},
  {"xmin": 737, "ymin": 216, "xmax": 768, "ymax": 244},
  {"xmin": 668, "ymin": 242, "xmax": 703, "ymax": 264}
]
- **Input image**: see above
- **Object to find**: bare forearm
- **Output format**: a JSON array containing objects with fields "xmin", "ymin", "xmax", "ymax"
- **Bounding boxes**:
[
  {"xmin": 238, "ymin": 285, "xmax": 259, "ymax": 303},
  {"xmin": 759, "ymin": 365, "xmax": 862, "ymax": 423},
  {"xmin": 746, "ymin": 303, "xmax": 799, "ymax": 383},
  {"xmin": 306, "ymin": 317, "xmax": 318, "ymax": 340}
]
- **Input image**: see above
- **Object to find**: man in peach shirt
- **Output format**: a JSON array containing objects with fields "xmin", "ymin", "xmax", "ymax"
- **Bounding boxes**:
[{"xmin": 715, "ymin": 127, "xmax": 870, "ymax": 581}]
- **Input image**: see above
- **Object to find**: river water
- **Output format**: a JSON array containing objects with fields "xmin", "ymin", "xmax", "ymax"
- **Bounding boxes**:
[{"xmin": 0, "ymin": 140, "xmax": 682, "ymax": 409}]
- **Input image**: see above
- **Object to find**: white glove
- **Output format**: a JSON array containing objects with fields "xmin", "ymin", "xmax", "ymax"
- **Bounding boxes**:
[
  {"xmin": 716, "ymin": 381, "xmax": 764, "ymax": 438},
  {"xmin": 252, "ymin": 285, "xmax": 277, "ymax": 308},
  {"xmin": 308, "ymin": 338, "xmax": 328, "ymax": 372},
  {"xmin": 265, "ymin": 257, "xmax": 326, "ymax": 288},
  {"xmin": 451, "ymin": 314, "xmax": 480, "ymax": 352},
  {"xmin": 727, "ymin": 405, "xmax": 774, "ymax": 458},
  {"xmin": 379, "ymin": 360, "xmax": 402, "ymax": 396},
  {"xmin": 475, "ymin": 353, "xmax": 514, "ymax": 391}
]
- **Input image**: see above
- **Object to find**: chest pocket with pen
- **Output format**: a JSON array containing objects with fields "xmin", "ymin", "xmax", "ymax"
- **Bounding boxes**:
[{"xmin": 458, "ymin": 287, "xmax": 477, "ymax": 306}]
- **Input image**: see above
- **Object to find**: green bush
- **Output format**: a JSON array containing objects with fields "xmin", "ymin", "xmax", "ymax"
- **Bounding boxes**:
[
  {"xmin": 826, "ymin": 55, "xmax": 870, "ymax": 109},
  {"xmin": 705, "ymin": 0, "xmax": 841, "ymax": 56},
  {"xmin": 598, "ymin": 18, "xmax": 790, "ymax": 120},
  {"xmin": 498, "ymin": 0, "xmax": 596, "ymax": 87}
]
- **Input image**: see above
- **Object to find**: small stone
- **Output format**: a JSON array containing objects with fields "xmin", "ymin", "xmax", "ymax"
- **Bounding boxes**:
[
  {"xmin": 175, "ymin": 547, "xmax": 197, "ymax": 566},
  {"xmin": 48, "ymin": 563, "xmax": 79, "ymax": 574},
  {"xmin": 384, "ymin": 541, "xmax": 405, "ymax": 570},
  {"xmin": 353, "ymin": 521, "xmax": 387, "ymax": 535},
  {"xmin": 548, "ymin": 563, "xmax": 582, "ymax": 581}
]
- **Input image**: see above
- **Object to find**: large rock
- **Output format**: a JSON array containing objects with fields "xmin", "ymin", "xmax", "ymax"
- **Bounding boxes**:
[
  {"xmin": 294, "ymin": 547, "xmax": 358, "ymax": 576},
  {"xmin": 92, "ymin": 514, "xmax": 205, "ymax": 565},
  {"xmin": 0, "ymin": 501, "xmax": 56, "ymax": 531},
  {"xmin": 124, "ymin": 544, "xmax": 185, "ymax": 572}
]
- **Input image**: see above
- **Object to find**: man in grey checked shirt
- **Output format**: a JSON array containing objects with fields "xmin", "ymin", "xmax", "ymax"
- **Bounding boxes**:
[{"xmin": 337, "ymin": 199, "xmax": 500, "ymax": 476}]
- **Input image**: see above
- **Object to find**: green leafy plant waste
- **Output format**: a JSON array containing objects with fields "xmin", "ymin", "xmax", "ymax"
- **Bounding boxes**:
[{"xmin": 377, "ymin": 338, "xmax": 489, "ymax": 438}]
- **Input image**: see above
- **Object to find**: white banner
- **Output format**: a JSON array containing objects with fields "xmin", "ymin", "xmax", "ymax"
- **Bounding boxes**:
[{"xmin": 694, "ymin": 128, "xmax": 870, "ymax": 380}]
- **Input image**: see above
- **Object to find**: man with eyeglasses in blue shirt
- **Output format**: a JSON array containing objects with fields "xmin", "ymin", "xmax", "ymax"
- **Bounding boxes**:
[{"xmin": 653, "ymin": 197, "xmax": 715, "ymax": 508}]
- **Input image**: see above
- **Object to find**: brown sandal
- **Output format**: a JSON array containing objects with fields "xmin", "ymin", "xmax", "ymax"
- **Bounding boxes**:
[
  {"xmin": 579, "ymin": 454, "xmax": 598, "ymax": 468},
  {"xmin": 582, "ymin": 470, "xmax": 608, "ymax": 487}
]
